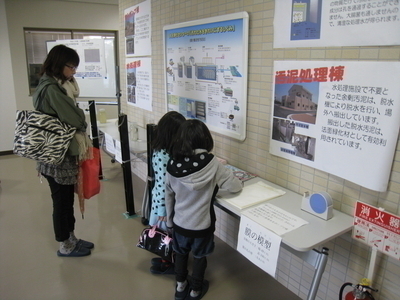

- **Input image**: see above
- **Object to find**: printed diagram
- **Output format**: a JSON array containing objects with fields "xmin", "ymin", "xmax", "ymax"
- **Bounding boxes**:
[
  {"xmin": 127, "ymin": 67, "xmax": 136, "ymax": 104},
  {"xmin": 354, "ymin": 221, "xmax": 400, "ymax": 259},
  {"xmin": 290, "ymin": 0, "xmax": 322, "ymax": 40},
  {"xmin": 353, "ymin": 217, "xmax": 369, "ymax": 241},
  {"xmin": 383, "ymin": 232, "xmax": 400, "ymax": 259},
  {"xmin": 272, "ymin": 82, "xmax": 319, "ymax": 161},
  {"xmin": 170, "ymin": 55, "xmax": 241, "ymax": 81},
  {"xmin": 166, "ymin": 51, "xmax": 243, "ymax": 131},
  {"xmin": 368, "ymin": 224, "xmax": 385, "ymax": 250},
  {"xmin": 274, "ymin": 83, "xmax": 318, "ymax": 124},
  {"xmin": 164, "ymin": 16, "xmax": 248, "ymax": 140},
  {"xmin": 124, "ymin": 1, "xmax": 151, "ymax": 57},
  {"xmin": 125, "ymin": 10, "xmax": 135, "ymax": 55},
  {"xmin": 126, "ymin": 57, "xmax": 152, "ymax": 111},
  {"xmin": 272, "ymin": 118, "xmax": 316, "ymax": 161}
]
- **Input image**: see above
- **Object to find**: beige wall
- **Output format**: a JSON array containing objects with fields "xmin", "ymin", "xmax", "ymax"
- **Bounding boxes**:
[{"xmin": 118, "ymin": 1, "xmax": 400, "ymax": 300}]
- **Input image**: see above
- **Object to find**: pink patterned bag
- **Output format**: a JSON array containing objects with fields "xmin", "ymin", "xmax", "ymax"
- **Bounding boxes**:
[{"xmin": 137, "ymin": 225, "xmax": 174, "ymax": 262}]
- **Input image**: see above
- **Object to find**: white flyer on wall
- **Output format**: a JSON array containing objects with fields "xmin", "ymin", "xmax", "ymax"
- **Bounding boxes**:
[
  {"xmin": 126, "ymin": 57, "xmax": 152, "ymax": 111},
  {"xmin": 124, "ymin": 0, "xmax": 151, "ymax": 57},
  {"xmin": 274, "ymin": 0, "xmax": 400, "ymax": 48},
  {"xmin": 237, "ymin": 215, "xmax": 282, "ymax": 277},
  {"xmin": 270, "ymin": 60, "xmax": 400, "ymax": 192}
]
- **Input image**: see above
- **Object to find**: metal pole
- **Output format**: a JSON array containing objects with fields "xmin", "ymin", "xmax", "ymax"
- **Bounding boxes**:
[
  {"xmin": 88, "ymin": 100, "xmax": 103, "ymax": 180},
  {"xmin": 367, "ymin": 247, "xmax": 378, "ymax": 286},
  {"xmin": 146, "ymin": 124, "xmax": 156, "ymax": 189},
  {"xmin": 118, "ymin": 114, "xmax": 135, "ymax": 216},
  {"xmin": 141, "ymin": 124, "xmax": 156, "ymax": 224},
  {"xmin": 307, "ymin": 247, "xmax": 329, "ymax": 300},
  {"xmin": 115, "ymin": 66, "xmax": 121, "ymax": 115}
]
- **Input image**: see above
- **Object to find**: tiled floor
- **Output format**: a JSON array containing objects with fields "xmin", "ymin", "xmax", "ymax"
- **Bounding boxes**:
[{"xmin": 0, "ymin": 152, "xmax": 301, "ymax": 300}]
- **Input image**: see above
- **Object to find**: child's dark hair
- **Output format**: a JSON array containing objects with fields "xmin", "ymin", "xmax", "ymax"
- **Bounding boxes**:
[
  {"xmin": 171, "ymin": 119, "xmax": 214, "ymax": 160},
  {"xmin": 40, "ymin": 44, "xmax": 80, "ymax": 83},
  {"xmin": 152, "ymin": 111, "xmax": 186, "ymax": 152}
]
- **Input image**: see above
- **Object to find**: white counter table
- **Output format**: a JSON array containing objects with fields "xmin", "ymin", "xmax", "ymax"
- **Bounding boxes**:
[{"xmin": 216, "ymin": 177, "xmax": 353, "ymax": 300}]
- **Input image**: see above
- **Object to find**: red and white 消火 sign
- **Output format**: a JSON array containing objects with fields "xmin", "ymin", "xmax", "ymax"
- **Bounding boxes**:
[{"xmin": 353, "ymin": 201, "xmax": 400, "ymax": 260}]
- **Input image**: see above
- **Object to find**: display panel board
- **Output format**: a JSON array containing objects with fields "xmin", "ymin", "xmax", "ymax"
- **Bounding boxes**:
[
  {"xmin": 270, "ymin": 60, "xmax": 400, "ymax": 192},
  {"xmin": 164, "ymin": 12, "xmax": 249, "ymax": 141}
]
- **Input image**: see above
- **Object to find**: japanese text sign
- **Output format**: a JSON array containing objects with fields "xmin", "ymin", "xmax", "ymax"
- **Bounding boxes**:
[
  {"xmin": 126, "ymin": 57, "xmax": 152, "ymax": 111},
  {"xmin": 270, "ymin": 61, "xmax": 400, "ymax": 192},
  {"xmin": 353, "ymin": 201, "xmax": 400, "ymax": 260},
  {"xmin": 237, "ymin": 215, "xmax": 282, "ymax": 277},
  {"xmin": 124, "ymin": 0, "xmax": 151, "ymax": 57}
]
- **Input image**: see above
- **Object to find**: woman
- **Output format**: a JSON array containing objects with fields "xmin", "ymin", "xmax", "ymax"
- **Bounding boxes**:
[{"xmin": 33, "ymin": 44, "xmax": 93, "ymax": 257}]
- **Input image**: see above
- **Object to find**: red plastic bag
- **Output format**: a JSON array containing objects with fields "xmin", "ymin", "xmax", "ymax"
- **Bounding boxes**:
[
  {"xmin": 81, "ymin": 147, "xmax": 101, "ymax": 199},
  {"xmin": 75, "ymin": 147, "xmax": 101, "ymax": 218}
]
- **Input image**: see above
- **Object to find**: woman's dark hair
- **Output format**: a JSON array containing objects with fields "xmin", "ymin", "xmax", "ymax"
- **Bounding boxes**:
[
  {"xmin": 152, "ymin": 111, "xmax": 186, "ymax": 152},
  {"xmin": 171, "ymin": 119, "xmax": 214, "ymax": 160},
  {"xmin": 40, "ymin": 44, "xmax": 80, "ymax": 83}
]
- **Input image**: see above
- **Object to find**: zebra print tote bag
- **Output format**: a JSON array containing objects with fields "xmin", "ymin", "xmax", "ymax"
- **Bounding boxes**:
[{"xmin": 13, "ymin": 110, "xmax": 76, "ymax": 165}]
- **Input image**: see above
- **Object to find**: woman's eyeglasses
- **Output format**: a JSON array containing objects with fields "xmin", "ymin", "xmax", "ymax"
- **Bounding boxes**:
[{"xmin": 65, "ymin": 64, "xmax": 78, "ymax": 71}]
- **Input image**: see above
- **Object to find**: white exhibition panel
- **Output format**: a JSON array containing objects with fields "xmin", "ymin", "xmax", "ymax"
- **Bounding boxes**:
[{"xmin": 163, "ymin": 12, "xmax": 249, "ymax": 141}]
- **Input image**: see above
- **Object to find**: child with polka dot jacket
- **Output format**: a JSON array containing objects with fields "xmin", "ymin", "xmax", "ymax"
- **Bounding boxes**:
[
  {"xmin": 166, "ymin": 119, "xmax": 243, "ymax": 300},
  {"xmin": 148, "ymin": 111, "xmax": 185, "ymax": 274}
]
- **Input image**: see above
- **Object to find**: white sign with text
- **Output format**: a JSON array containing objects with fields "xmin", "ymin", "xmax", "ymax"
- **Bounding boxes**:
[{"xmin": 237, "ymin": 215, "xmax": 282, "ymax": 277}]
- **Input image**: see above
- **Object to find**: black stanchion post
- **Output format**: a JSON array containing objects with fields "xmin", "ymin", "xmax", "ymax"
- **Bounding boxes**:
[
  {"xmin": 118, "ymin": 114, "xmax": 135, "ymax": 216},
  {"xmin": 141, "ymin": 123, "xmax": 156, "ymax": 224},
  {"xmin": 88, "ymin": 100, "xmax": 103, "ymax": 180},
  {"xmin": 146, "ymin": 124, "xmax": 156, "ymax": 190}
]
